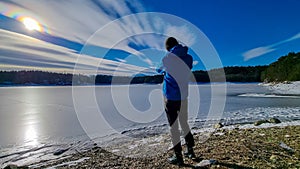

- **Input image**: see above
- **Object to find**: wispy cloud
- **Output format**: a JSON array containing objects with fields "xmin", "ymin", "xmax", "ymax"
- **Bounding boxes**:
[
  {"xmin": 0, "ymin": 0, "xmax": 196, "ymax": 70},
  {"xmin": 0, "ymin": 29, "xmax": 155, "ymax": 76},
  {"xmin": 243, "ymin": 32, "xmax": 300, "ymax": 61},
  {"xmin": 243, "ymin": 47, "xmax": 277, "ymax": 61},
  {"xmin": 0, "ymin": 0, "xmax": 146, "ymax": 45},
  {"xmin": 285, "ymin": 32, "xmax": 300, "ymax": 42}
]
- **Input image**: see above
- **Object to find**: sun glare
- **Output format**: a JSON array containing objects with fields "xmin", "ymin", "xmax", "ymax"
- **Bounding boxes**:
[{"xmin": 22, "ymin": 17, "xmax": 41, "ymax": 32}]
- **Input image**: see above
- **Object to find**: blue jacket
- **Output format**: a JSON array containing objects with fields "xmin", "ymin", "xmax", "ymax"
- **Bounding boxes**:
[{"xmin": 157, "ymin": 45, "xmax": 193, "ymax": 100}]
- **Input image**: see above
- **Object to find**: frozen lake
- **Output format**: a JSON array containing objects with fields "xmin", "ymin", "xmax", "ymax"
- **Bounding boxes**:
[{"xmin": 1, "ymin": 83, "xmax": 300, "ymax": 167}]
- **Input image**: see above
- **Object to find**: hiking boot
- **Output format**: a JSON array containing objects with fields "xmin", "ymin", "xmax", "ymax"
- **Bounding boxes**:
[
  {"xmin": 168, "ymin": 153, "xmax": 184, "ymax": 166},
  {"xmin": 184, "ymin": 147, "xmax": 196, "ymax": 159}
]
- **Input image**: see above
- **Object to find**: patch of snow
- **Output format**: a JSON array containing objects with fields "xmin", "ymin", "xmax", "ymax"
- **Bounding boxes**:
[
  {"xmin": 128, "ymin": 144, "xmax": 138, "ymax": 150},
  {"xmin": 234, "ymin": 120, "xmax": 300, "ymax": 130},
  {"xmin": 238, "ymin": 93, "xmax": 300, "ymax": 98},
  {"xmin": 213, "ymin": 132, "xmax": 225, "ymax": 136},
  {"xmin": 45, "ymin": 157, "xmax": 90, "ymax": 169},
  {"xmin": 261, "ymin": 81, "xmax": 300, "ymax": 95},
  {"xmin": 195, "ymin": 159, "xmax": 217, "ymax": 167},
  {"xmin": 279, "ymin": 142, "xmax": 294, "ymax": 152}
]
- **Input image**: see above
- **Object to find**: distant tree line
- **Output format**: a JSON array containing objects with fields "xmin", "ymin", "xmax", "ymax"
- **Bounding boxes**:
[
  {"xmin": 261, "ymin": 52, "xmax": 300, "ymax": 82},
  {"xmin": 193, "ymin": 66, "xmax": 267, "ymax": 82},
  {"xmin": 0, "ymin": 70, "xmax": 164, "ymax": 86},
  {"xmin": 0, "ymin": 71, "xmax": 73, "ymax": 85},
  {"xmin": 0, "ymin": 66, "xmax": 266, "ymax": 86},
  {"xmin": 94, "ymin": 74, "xmax": 164, "ymax": 84},
  {"xmin": 1, "ymin": 51, "xmax": 299, "ymax": 86}
]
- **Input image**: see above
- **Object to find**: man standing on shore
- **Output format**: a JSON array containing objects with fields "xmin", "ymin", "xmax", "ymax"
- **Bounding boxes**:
[{"xmin": 157, "ymin": 37, "xmax": 195, "ymax": 165}]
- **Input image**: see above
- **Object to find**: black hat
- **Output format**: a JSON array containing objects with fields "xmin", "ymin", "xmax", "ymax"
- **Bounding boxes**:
[{"xmin": 165, "ymin": 37, "xmax": 179, "ymax": 51}]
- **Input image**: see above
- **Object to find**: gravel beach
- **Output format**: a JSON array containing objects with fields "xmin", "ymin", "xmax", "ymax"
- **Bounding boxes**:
[{"xmin": 21, "ymin": 123, "xmax": 300, "ymax": 169}]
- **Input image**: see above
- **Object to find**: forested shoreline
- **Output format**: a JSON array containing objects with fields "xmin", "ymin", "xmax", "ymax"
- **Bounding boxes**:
[
  {"xmin": 0, "ymin": 51, "xmax": 299, "ymax": 86},
  {"xmin": 261, "ymin": 52, "xmax": 300, "ymax": 82},
  {"xmin": 0, "ymin": 66, "xmax": 265, "ymax": 86}
]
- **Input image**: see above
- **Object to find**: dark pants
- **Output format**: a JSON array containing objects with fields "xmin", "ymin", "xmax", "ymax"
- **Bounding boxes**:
[{"xmin": 165, "ymin": 99, "xmax": 194, "ymax": 153}]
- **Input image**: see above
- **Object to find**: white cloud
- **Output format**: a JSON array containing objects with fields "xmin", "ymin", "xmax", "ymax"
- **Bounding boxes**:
[
  {"xmin": 193, "ymin": 61, "xmax": 199, "ymax": 66},
  {"xmin": 243, "ymin": 47, "xmax": 276, "ymax": 61},
  {"xmin": 286, "ymin": 32, "xmax": 300, "ymax": 42},
  {"xmin": 0, "ymin": 0, "xmax": 196, "ymax": 69},
  {"xmin": 0, "ymin": 29, "xmax": 155, "ymax": 76},
  {"xmin": 243, "ymin": 32, "xmax": 300, "ymax": 61},
  {"xmin": 0, "ymin": 0, "xmax": 193, "ymax": 52},
  {"xmin": 165, "ymin": 25, "xmax": 196, "ymax": 47}
]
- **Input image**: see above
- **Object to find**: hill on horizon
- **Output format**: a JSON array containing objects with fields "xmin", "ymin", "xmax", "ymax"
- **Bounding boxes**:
[{"xmin": 261, "ymin": 51, "xmax": 300, "ymax": 82}]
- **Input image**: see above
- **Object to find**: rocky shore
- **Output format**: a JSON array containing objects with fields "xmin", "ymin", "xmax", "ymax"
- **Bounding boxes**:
[
  {"xmin": 7, "ymin": 125, "xmax": 300, "ymax": 169},
  {"xmin": 7, "ymin": 122, "xmax": 298, "ymax": 169}
]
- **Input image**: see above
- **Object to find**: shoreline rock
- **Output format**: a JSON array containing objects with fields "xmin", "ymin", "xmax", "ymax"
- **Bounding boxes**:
[
  {"xmin": 254, "ymin": 117, "xmax": 281, "ymax": 126},
  {"xmin": 213, "ymin": 123, "xmax": 224, "ymax": 129}
]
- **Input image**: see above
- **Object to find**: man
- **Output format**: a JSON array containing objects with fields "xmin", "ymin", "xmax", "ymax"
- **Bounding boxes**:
[{"xmin": 157, "ymin": 37, "xmax": 195, "ymax": 165}]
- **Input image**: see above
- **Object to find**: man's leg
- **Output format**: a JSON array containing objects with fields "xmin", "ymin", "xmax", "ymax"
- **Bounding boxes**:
[
  {"xmin": 178, "ymin": 100, "xmax": 195, "ymax": 158},
  {"xmin": 165, "ymin": 99, "xmax": 183, "ymax": 165}
]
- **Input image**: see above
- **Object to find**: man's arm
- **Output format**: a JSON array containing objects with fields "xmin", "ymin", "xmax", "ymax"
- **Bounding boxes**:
[
  {"xmin": 156, "ymin": 67, "xmax": 165, "ymax": 75},
  {"xmin": 187, "ymin": 54, "xmax": 193, "ymax": 69},
  {"xmin": 156, "ymin": 58, "xmax": 166, "ymax": 75}
]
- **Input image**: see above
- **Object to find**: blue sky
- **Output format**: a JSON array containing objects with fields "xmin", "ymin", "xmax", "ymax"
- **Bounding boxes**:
[
  {"xmin": 142, "ymin": 0, "xmax": 300, "ymax": 66},
  {"xmin": 0, "ymin": 0, "xmax": 300, "ymax": 75}
]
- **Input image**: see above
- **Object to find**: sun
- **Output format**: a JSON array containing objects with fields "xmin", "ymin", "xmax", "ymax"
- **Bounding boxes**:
[{"xmin": 22, "ymin": 17, "xmax": 41, "ymax": 32}]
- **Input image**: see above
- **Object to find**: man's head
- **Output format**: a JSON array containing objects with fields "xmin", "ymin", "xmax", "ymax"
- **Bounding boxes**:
[{"xmin": 165, "ymin": 37, "xmax": 179, "ymax": 51}]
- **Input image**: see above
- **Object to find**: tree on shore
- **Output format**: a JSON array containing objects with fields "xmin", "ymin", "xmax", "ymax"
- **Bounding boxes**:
[{"xmin": 261, "ymin": 52, "xmax": 300, "ymax": 82}]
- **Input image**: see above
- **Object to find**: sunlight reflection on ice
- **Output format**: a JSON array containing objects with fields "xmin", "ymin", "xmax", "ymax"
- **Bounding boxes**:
[
  {"xmin": 22, "ymin": 90, "xmax": 40, "ymax": 147},
  {"xmin": 24, "ymin": 125, "xmax": 39, "ymax": 147}
]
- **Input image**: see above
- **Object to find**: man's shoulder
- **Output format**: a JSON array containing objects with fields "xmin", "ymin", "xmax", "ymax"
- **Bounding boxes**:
[{"xmin": 163, "ymin": 52, "xmax": 175, "ymax": 60}]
